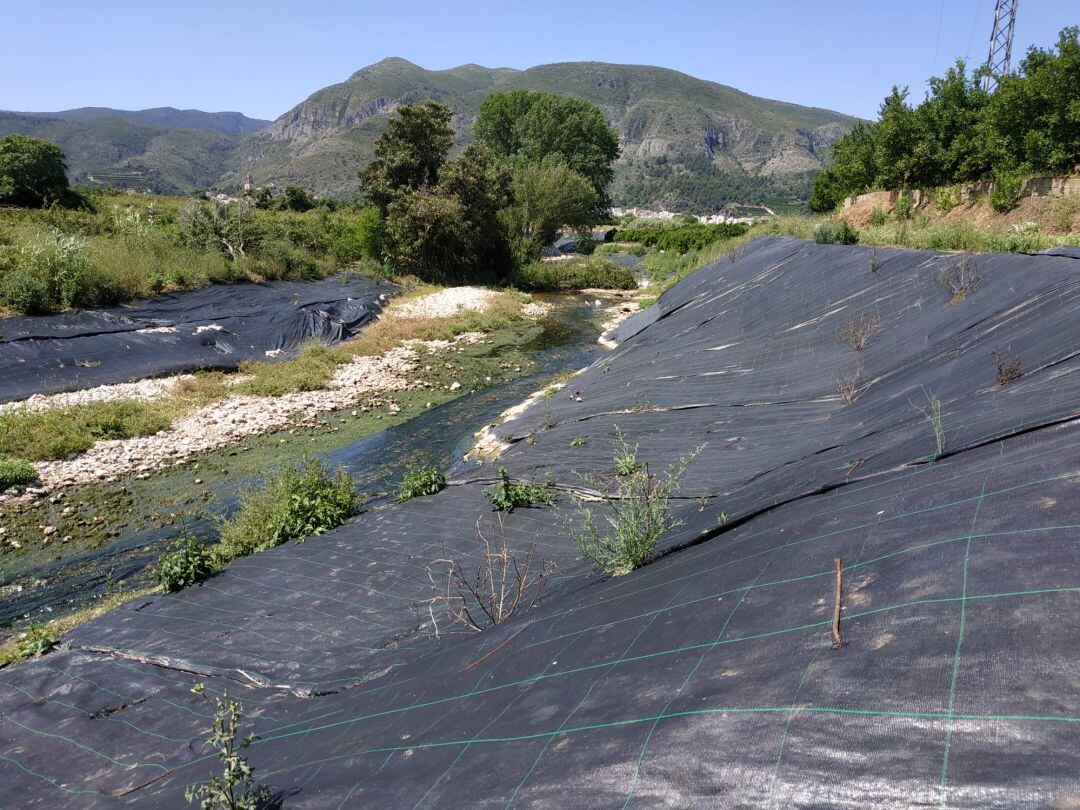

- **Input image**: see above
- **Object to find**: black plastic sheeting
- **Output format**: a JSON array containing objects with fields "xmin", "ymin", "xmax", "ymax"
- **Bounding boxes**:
[
  {"xmin": 0, "ymin": 275, "xmax": 394, "ymax": 403},
  {"xmin": 1, "ymin": 237, "xmax": 1078, "ymax": 807}
]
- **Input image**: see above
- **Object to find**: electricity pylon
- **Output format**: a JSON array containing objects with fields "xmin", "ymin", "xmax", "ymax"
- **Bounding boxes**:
[{"xmin": 982, "ymin": 0, "xmax": 1019, "ymax": 91}]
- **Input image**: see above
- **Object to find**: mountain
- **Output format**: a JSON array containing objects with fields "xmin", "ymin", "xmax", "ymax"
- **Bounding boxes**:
[
  {"xmin": 227, "ymin": 58, "xmax": 862, "ymax": 211},
  {"xmin": 0, "ymin": 61, "xmax": 861, "ymax": 210},
  {"xmin": 14, "ymin": 107, "xmax": 269, "ymax": 136},
  {"xmin": 0, "ymin": 112, "xmax": 242, "ymax": 194}
]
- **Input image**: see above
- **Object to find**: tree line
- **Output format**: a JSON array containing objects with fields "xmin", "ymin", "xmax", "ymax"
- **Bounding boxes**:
[
  {"xmin": 360, "ymin": 90, "xmax": 619, "ymax": 283},
  {"xmin": 811, "ymin": 27, "xmax": 1080, "ymax": 212}
]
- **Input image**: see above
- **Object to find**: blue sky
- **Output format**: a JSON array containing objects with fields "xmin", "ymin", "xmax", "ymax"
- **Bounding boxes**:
[{"xmin": 2, "ymin": 1, "xmax": 1072, "ymax": 121}]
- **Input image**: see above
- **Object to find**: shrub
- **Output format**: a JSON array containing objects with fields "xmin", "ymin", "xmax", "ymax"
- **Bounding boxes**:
[
  {"xmin": 423, "ymin": 517, "xmax": 555, "ymax": 635},
  {"xmin": 612, "ymin": 426, "xmax": 642, "ymax": 476},
  {"xmin": 185, "ymin": 683, "xmax": 272, "ymax": 810},
  {"xmin": 512, "ymin": 256, "xmax": 635, "ymax": 291},
  {"xmin": 216, "ymin": 458, "xmax": 357, "ymax": 562},
  {"xmin": 484, "ymin": 467, "xmax": 557, "ymax": 512},
  {"xmin": 814, "ymin": 221, "xmax": 860, "ymax": 245},
  {"xmin": 0, "ymin": 231, "xmax": 119, "ymax": 313},
  {"xmin": 837, "ymin": 312, "xmax": 880, "ymax": 351},
  {"xmin": 568, "ymin": 442, "xmax": 703, "ymax": 575},
  {"xmin": 990, "ymin": 165, "xmax": 1025, "ymax": 212},
  {"xmin": 158, "ymin": 537, "xmax": 215, "ymax": 592},
  {"xmin": 13, "ymin": 623, "xmax": 58, "ymax": 661},
  {"xmin": 870, "ymin": 208, "xmax": 888, "ymax": 226},
  {"xmin": 398, "ymin": 464, "xmax": 447, "ymax": 501},
  {"xmin": 250, "ymin": 238, "xmax": 318, "ymax": 281},
  {"xmin": 894, "ymin": 191, "xmax": 915, "ymax": 221},
  {"xmin": 575, "ymin": 232, "xmax": 598, "ymax": 255},
  {"xmin": 614, "ymin": 222, "xmax": 748, "ymax": 253},
  {"xmin": 937, "ymin": 256, "xmax": 981, "ymax": 303},
  {"xmin": 992, "ymin": 348, "xmax": 1023, "ymax": 387},
  {"xmin": 936, "ymin": 186, "xmax": 960, "ymax": 213},
  {"xmin": 0, "ymin": 455, "xmax": 37, "ymax": 490}
]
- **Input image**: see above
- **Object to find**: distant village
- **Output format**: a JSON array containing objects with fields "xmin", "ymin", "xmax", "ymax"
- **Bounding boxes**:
[{"xmin": 610, "ymin": 206, "xmax": 773, "ymax": 225}]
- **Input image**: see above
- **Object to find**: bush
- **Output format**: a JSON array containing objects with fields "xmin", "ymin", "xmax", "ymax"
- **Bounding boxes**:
[
  {"xmin": 13, "ymin": 623, "xmax": 58, "ymax": 661},
  {"xmin": 870, "ymin": 208, "xmax": 888, "ymax": 226},
  {"xmin": 250, "ymin": 237, "xmax": 318, "ymax": 280},
  {"xmin": 0, "ymin": 231, "xmax": 119, "ymax": 314},
  {"xmin": 813, "ymin": 221, "xmax": 860, "ymax": 245},
  {"xmin": 575, "ymin": 232, "xmax": 598, "ymax": 255},
  {"xmin": 483, "ymin": 467, "xmax": 557, "ymax": 512},
  {"xmin": 158, "ymin": 537, "xmax": 215, "ymax": 592},
  {"xmin": 568, "ymin": 443, "xmax": 703, "ymax": 575},
  {"xmin": 894, "ymin": 191, "xmax": 915, "ymax": 221},
  {"xmin": 614, "ymin": 222, "xmax": 748, "ymax": 252},
  {"xmin": 513, "ymin": 256, "xmax": 635, "ymax": 291},
  {"xmin": 990, "ymin": 165, "xmax": 1026, "ymax": 212},
  {"xmin": 0, "ymin": 455, "xmax": 37, "ymax": 490},
  {"xmin": 398, "ymin": 464, "xmax": 447, "ymax": 501},
  {"xmin": 216, "ymin": 458, "xmax": 357, "ymax": 562}
]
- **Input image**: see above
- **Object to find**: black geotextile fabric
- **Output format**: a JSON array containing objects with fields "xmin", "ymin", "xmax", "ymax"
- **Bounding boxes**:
[
  {"xmin": 1, "ymin": 237, "xmax": 1079, "ymax": 807},
  {"xmin": 0, "ymin": 275, "xmax": 394, "ymax": 403}
]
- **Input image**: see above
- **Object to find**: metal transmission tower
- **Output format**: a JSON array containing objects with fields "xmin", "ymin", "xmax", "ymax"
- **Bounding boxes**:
[{"xmin": 982, "ymin": 0, "xmax": 1019, "ymax": 91}]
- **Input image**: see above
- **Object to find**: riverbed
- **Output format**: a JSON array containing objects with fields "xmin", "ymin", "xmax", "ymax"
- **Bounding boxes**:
[{"xmin": 0, "ymin": 292, "xmax": 616, "ymax": 629}]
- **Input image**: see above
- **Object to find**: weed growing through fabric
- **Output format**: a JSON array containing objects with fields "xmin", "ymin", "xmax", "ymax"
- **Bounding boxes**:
[
  {"xmin": 613, "ymin": 426, "xmax": 642, "ymax": 476},
  {"xmin": 185, "ymin": 683, "xmax": 272, "ymax": 810},
  {"xmin": 571, "ymin": 437, "xmax": 586, "ymax": 447},
  {"xmin": 835, "ymin": 362, "xmax": 866, "ymax": 406},
  {"xmin": 158, "ymin": 536, "xmax": 215, "ymax": 592},
  {"xmin": 215, "ymin": 458, "xmax": 357, "ymax": 564},
  {"xmin": 837, "ymin": 313, "xmax": 879, "ymax": 352},
  {"xmin": 397, "ymin": 464, "xmax": 447, "ymax": 501},
  {"xmin": 423, "ymin": 517, "xmax": 555, "ymax": 635},
  {"xmin": 12, "ymin": 623, "xmax": 58, "ymax": 662},
  {"xmin": 568, "ymin": 441, "xmax": 704, "ymax": 575},
  {"xmin": 937, "ymin": 256, "xmax": 981, "ymax": 304},
  {"xmin": 484, "ymin": 467, "xmax": 557, "ymax": 512},
  {"xmin": 914, "ymin": 387, "xmax": 946, "ymax": 459},
  {"xmin": 869, "ymin": 247, "xmax": 879, "ymax": 273},
  {"xmin": 992, "ymin": 348, "xmax": 1023, "ymax": 387}
]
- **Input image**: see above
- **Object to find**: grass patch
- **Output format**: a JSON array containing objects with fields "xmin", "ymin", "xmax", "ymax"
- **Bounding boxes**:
[
  {"xmin": 512, "ymin": 256, "xmax": 635, "ymax": 292},
  {"xmin": 214, "ymin": 458, "xmax": 358, "ymax": 563},
  {"xmin": 235, "ymin": 340, "xmax": 342, "ymax": 397},
  {"xmin": 0, "ymin": 399, "xmax": 178, "ymax": 462},
  {"xmin": 0, "ymin": 454, "xmax": 37, "ymax": 490}
]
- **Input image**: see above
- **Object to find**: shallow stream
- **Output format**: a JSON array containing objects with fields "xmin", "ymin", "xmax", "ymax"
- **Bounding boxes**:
[{"xmin": 0, "ymin": 293, "xmax": 611, "ymax": 628}]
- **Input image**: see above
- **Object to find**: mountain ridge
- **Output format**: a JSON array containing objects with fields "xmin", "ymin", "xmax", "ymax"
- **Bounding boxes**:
[{"xmin": 1, "ymin": 59, "xmax": 863, "ymax": 209}]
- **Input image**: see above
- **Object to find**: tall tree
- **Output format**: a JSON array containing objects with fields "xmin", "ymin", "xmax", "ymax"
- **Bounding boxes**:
[
  {"xmin": 360, "ymin": 100, "xmax": 455, "ymax": 214},
  {"xmin": 475, "ymin": 90, "xmax": 620, "ymax": 202}
]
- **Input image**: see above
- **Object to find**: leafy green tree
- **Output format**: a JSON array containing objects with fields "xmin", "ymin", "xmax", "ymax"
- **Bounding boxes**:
[
  {"xmin": 385, "ymin": 146, "xmax": 514, "ymax": 283},
  {"xmin": 279, "ymin": 185, "xmax": 316, "ymax": 212},
  {"xmin": 810, "ymin": 27, "xmax": 1080, "ymax": 206},
  {"xmin": 360, "ymin": 100, "xmax": 455, "ymax": 214},
  {"xmin": 503, "ymin": 157, "xmax": 598, "ymax": 252},
  {"xmin": 475, "ymin": 90, "xmax": 620, "ymax": 202},
  {"xmin": 0, "ymin": 134, "xmax": 71, "ymax": 208},
  {"xmin": 985, "ymin": 26, "xmax": 1080, "ymax": 174}
]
